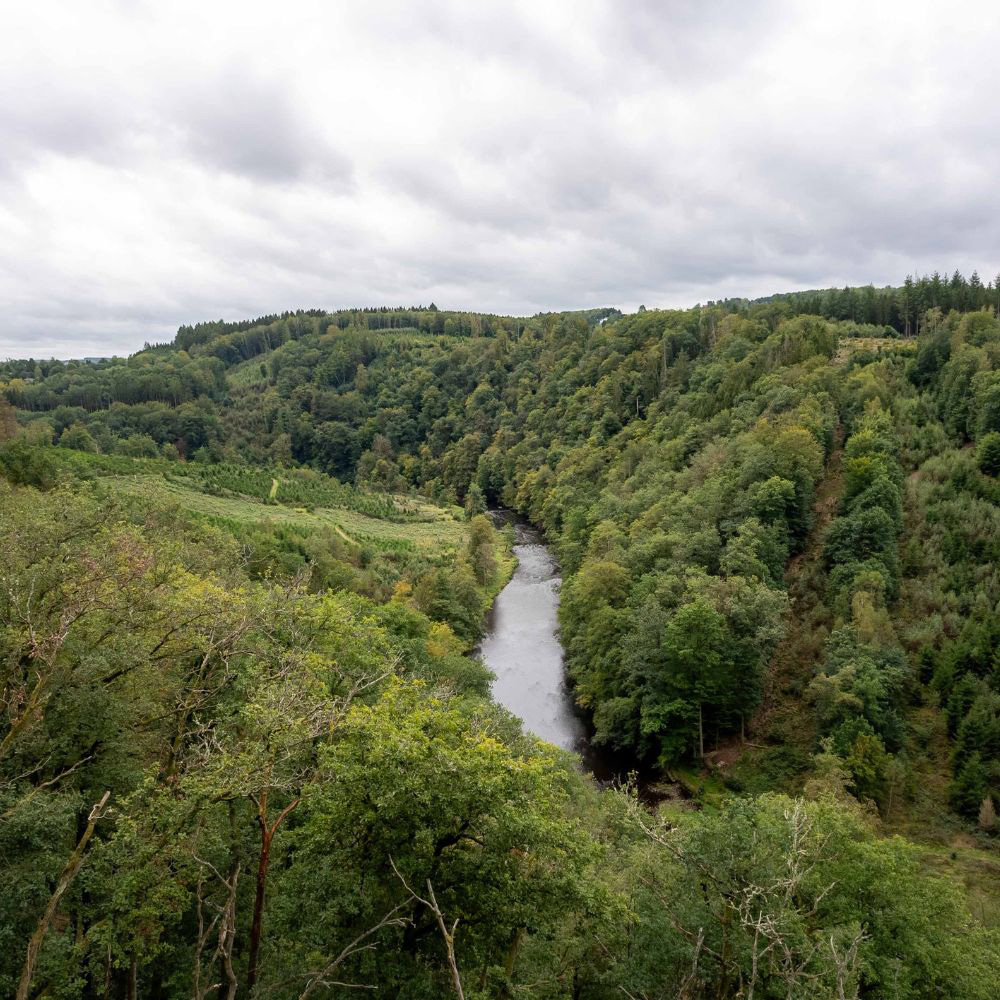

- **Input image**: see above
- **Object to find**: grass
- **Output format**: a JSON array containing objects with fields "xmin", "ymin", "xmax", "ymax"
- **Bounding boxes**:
[
  {"xmin": 227, "ymin": 358, "xmax": 270, "ymax": 387},
  {"xmin": 53, "ymin": 450, "xmax": 424, "ymax": 521},
  {"xmin": 916, "ymin": 833, "xmax": 1000, "ymax": 928},
  {"xmin": 110, "ymin": 475, "xmax": 466, "ymax": 554},
  {"xmin": 833, "ymin": 337, "xmax": 917, "ymax": 364},
  {"xmin": 485, "ymin": 538, "xmax": 518, "ymax": 604},
  {"xmin": 53, "ymin": 446, "xmax": 494, "ymax": 574}
]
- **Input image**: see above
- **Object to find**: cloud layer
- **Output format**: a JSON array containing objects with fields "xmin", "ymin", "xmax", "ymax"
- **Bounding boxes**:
[{"xmin": 2, "ymin": 0, "xmax": 1000, "ymax": 356}]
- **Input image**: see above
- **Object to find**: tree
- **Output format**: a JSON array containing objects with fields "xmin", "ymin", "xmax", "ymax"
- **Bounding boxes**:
[
  {"xmin": 660, "ymin": 600, "xmax": 728, "ymax": 759},
  {"xmin": 273, "ymin": 682, "xmax": 607, "ymax": 996},
  {"xmin": 16, "ymin": 792, "xmax": 111, "ymax": 1000},
  {"xmin": 976, "ymin": 431, "xmax": 1000, "ymax": 476},
  {"xmin": 950, "ymin": 753, "xmax": 989, "ymax": 818},
  {"xmin": 313, "ymin": 420, "xmax": 360, "ymax": 479},
  {"xmin": 466, "ymin": 514, "xmax": 497, "ymax": 586},
  {"xmin": 0, "ymin": 438, "xmax": 57, "ymax": 488},
  {"xmin": 619, "ymin": 788, "xmax": 1000, "ymax": 999},
  {"xmin": 0, "ymin": 397, "xmax": 17, "ymax": 440},
  {"xmin": 57, "ymin": 422, "xmax": 98, "ymax": 452},
  {"xmin": 463, "ymin": 481, "xmax": 486, "ymax": 517},
  {"xmin": 844, "ymin": 727, "xmax": 889, "ymax": 804},
  {"xmin": 414, "ymin": 566, "xmax": 485, "ymax": 642},
  {"xmin": 356, "ymin": 434, "xmax": 406, "ymax": 492}
]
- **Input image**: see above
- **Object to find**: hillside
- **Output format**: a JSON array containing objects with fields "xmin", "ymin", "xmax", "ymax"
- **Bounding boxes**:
[{"xmin": 2, "ymin": 280, "xmax": 1000, "ymax": 998}]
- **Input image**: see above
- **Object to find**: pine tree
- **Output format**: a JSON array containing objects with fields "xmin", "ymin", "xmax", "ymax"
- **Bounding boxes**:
[
  {"xmin": 900, "ymin": 276, "xmax": 915, "ymax": 336},
  {"xmin": 970, "ymin": 270, "xmax": 984, "ymax": 309},
  {"xmin": 950, "ymin": 752, "xmax": 989, "ymax": 818}
]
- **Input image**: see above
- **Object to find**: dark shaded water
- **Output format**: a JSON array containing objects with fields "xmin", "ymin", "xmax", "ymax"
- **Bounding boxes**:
[{"xmin": 479, "ymin": 515, "xmax": 621, "ymax": 781}]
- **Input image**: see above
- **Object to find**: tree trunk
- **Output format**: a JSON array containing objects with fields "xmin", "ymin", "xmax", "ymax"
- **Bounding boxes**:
[
  {"xmin": 246, "ymin": 796, "xmax": 299, "ymax": 995},
  {"xmin": 246, "ymin": 825, "xmax": 272, "ymax": 995},
  {"xmin": 17, "ymin": 792, "xmax": 110, "ymax": 1000},
  {"xmin": 503, "ymin": 927, "xmax": 524, "ymax": 984},
  {"xmin": 698, "ymin": 704, "xmax": 704, "ymax": 759},
  {"xmin": 426, "ymin": 880, "xmax": 464, "ymax": 1000}
]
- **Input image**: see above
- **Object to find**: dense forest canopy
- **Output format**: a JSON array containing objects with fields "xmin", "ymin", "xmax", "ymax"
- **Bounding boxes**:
[{"xmin": 2, "ymin": 274, "xmax": 1000, "ymax": 998}]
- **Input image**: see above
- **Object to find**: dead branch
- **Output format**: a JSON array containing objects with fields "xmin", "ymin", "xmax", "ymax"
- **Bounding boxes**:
[
  {"xmin": 16, "ymin": 790, "xmax": 111, "ymax": 1000},
  {"xmin": 298, "ymin": 902, "xmax": 411, "ymax": 999},
  {"xmin": 390, "ymin": 858, "xmax": 466, "ymax": 1000}
]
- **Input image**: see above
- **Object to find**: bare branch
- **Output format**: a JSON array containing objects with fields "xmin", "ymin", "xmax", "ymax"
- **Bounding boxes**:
[
  {"xmin": 390, "ymin": 858, "xmax": 466, "ymax": 1000},
  {"xmin": 298, "ymin": 902, "xmax": 411, "ymax": 999},
  {"xmin": 16, "ymin": 790, "xmax": 111, "ymax": 1000}
]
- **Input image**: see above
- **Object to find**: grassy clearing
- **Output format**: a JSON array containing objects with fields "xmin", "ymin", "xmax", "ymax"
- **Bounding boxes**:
[
  {"xmin": 109, "ymin": 475, "xmax": 466, "ymax": 554},
  {"xmin": 227, "ymin": 357, "xmax": 270, "ymax": 387},
  {"xmin": 54, "ymin": 450, "xmax": 419, "ymax": 521},
  {"xmin": 833, "ymin": 337, "xmax": 917, "ymax": 364},
  {"xmin": 486, "ymin": 535, "xmax": 518, "ymax": 604}
]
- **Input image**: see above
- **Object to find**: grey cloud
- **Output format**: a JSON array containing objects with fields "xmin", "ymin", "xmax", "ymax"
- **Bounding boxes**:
[
  {"xmin": 602, "ymin": 0, "xmax": 786, "ymax": 81},
  {"xmin": 169, "ymin": 68, "xmax": 353, "ymax": 184},
  {"xmin": 2, "ymin": 0, "xmax": 1000, "ymax": 357}
]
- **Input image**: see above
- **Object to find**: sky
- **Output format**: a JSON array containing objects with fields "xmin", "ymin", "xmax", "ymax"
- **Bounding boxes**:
[{"xmin": 2, "ymin": 0, "xmax": 1000, "ymax": 358}]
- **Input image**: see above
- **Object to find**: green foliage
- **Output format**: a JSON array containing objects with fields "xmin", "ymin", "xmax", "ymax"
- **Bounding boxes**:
[
  {"xmin": 951, "ymin": 752, "xmax": 991, "ymax": 817},
  {"xmin": 617, "ymin": 790, "xmax": 1000, "ymax": 999},
  {"xmin": 976, "ymin": 431, "xmax": 1000, "ymax": 476},
  {"xmin": 464, "ymin": 480, "xmax": 486, "ymax": 516},
  {"xmin": 0, "ymin": 479, "xmax": 570, "ymax": 998},
  {"xmin": 58, "ymin": 421, "xmax": 99, "ymax": 452},
  {"xmin": 5, "ymin": 280, "xmax": 1000, "ymax": 996},
  {"xmin": 0, "ymin": 436, "xmax": 58, "ymax": 488},
  {"xmin": 272, "ymin": 682, "xmax": 609, "ymax": 995},
  {"xmin": 467, "ymin": 513, "xmax": 498, "ymax": 585}
]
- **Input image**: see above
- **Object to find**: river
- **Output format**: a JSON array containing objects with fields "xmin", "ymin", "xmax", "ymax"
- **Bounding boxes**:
[{"xmin": 478, "ymin": 514, "xmax": 619, "ymax": 780}]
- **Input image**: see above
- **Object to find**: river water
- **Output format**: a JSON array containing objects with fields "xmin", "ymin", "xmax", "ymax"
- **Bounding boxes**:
[{"xmin": 479, "ymin": 515, "xmax": 618, "ymax": 779}]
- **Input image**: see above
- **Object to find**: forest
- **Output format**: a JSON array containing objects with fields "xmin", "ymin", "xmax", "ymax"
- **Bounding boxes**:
[{"xmin": 2, "ymin": 274, "xmax": 1000, "ymax": 998}]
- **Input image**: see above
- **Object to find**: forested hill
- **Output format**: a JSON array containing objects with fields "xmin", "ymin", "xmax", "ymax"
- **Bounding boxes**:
[{"xmin": 2, "ymin": 277, "xmax": 1000, "ymax": 998}]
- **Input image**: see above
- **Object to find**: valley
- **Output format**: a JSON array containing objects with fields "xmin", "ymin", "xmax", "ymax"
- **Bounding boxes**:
[{"xmin": 3, "ymin": 282, "xmax": 1000, "ymax": 998}]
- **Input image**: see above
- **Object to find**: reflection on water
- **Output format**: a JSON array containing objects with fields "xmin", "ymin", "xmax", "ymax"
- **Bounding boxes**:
[
  {"xmin": 479, "ymin": 514, "xmax": 678, "ymax": 799},
  {"xmin": 479, "ymin": 514, "xmax": 624, "ymax": 781},
  {"xmin": 480, "ymin": 520, "xmax": 588, "ymax": 753}
]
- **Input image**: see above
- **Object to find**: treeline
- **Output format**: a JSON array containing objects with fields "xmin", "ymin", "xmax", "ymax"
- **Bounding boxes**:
[
  {"xmin": 716, "ymin": 269, "xmax": 1000, "ymax": 336},
  {"xmin": 176, "ymin": 305, "xmax": 542, "ymax": 360},
  {"xmin": 1, "ymin": 353, "xmax": 225, "ymax": 412},
  {"xmin": 3, "ymin": 285, "xmax": 1000, "ymax": 995},
  {"xmin": 175, "ymin": 309, "xmax": 329, "ymax": 351},
  {"xmin": 5, "ymin": 283, "xmax": 1000, "ymax": 799}
]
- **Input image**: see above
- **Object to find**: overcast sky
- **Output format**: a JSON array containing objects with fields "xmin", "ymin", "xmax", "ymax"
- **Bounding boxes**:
[{"xmin": 2, "ymin": 0, "xmax": 1000, "ymax": 357}]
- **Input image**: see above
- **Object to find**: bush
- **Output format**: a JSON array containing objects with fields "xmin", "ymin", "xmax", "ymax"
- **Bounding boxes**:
[
  {"xmin": 58, "ymin": 423, "xmax": 99, "ymax": 453},
  {"xmin": 116, "ymin": 433, "xmax": 160, "ymax": 458},
  {"xmin": 979, "ymin": 795, "xmax": 997, "ymax": 832},
  {"xmin": 0, "ymin": 438, "xmax": 58, "ymax": 489}
]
